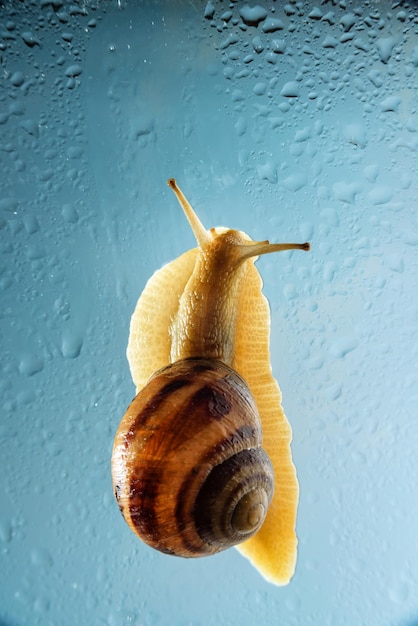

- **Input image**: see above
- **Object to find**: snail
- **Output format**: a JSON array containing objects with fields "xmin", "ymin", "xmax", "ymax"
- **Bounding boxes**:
[{"xmin": 111, "ymin": 178, "xmax": 310, "ymax": 586}]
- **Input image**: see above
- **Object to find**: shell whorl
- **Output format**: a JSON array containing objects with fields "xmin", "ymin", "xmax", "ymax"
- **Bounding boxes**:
[
  {"xmin": 194, "ymin": 447, "xmax": 274, "ymax": 548},
  {"xmin": 111, "ymin": 358, "xmax": 274, "ymax": 557}
]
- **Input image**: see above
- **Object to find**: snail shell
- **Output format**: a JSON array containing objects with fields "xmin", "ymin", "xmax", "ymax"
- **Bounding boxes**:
[
  {"xmin": 112, "ymin": 358, "xmax": 274, "ymax": 556},
  {"xmin": 111, "ymin": 179, "xmax": 310, "ymax": 585}
]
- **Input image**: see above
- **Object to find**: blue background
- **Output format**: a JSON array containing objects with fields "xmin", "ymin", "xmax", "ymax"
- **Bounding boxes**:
[{"xmin": 1, "ymin": 1, "xmax": 418, "ymax": 625}]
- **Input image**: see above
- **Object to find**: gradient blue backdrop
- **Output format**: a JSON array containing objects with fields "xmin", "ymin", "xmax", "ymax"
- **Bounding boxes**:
[{"xmin": 1, "ymin": 1, "xmax": 418, "ymax": 625}]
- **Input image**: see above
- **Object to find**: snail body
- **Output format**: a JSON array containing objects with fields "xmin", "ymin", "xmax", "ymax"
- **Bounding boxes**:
[{"xmin": 111, "ymin": 179, "xmax": 310, "ymax": 585}]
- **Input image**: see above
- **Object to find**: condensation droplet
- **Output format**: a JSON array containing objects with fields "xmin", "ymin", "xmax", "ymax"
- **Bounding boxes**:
[
  {"xmin": 61, "ymin": 329, "xmax": 83, "ymax": 359},
  {"xmin": 0, "ymin": 520, "xmax": 12, "ymax": 543},
  {"xmin": 18, "ymin": 353, "xmax": 44, "ymax": 376},
  {"xmin": 280, "ymin": 81, "xmax": 300, "ymax": 97},
  {"xmin": 330, "ymin": 336, "xmax": 359, "ymax": 358}
]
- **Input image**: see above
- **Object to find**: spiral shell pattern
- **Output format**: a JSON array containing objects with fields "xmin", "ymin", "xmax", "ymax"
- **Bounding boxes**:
[{"xmin": 111, "ymin": 358, "xmax": 274, "ymax": 557}]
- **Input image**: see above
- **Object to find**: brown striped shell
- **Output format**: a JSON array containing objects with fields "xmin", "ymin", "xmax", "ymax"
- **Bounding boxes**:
[{"xmin": 111, "ymin": 357, "xmax": 274, "ymax": 556}]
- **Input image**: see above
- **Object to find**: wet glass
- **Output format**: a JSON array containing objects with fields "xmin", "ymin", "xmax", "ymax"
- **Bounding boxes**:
[{"xmin": 1, "ymin": 1, "xmax": 418, "ymax": 625}]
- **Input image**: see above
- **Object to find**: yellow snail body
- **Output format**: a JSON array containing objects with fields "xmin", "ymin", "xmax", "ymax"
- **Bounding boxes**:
[{"xmin": 111, "ymin": 179, "xmax": 310, "ymax": 586}]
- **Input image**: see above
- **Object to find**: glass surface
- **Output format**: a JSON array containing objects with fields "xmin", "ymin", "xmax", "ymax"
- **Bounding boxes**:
[{"xmin": 1, "ymin": 1, "xmax": 418, "ymax": 625}]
